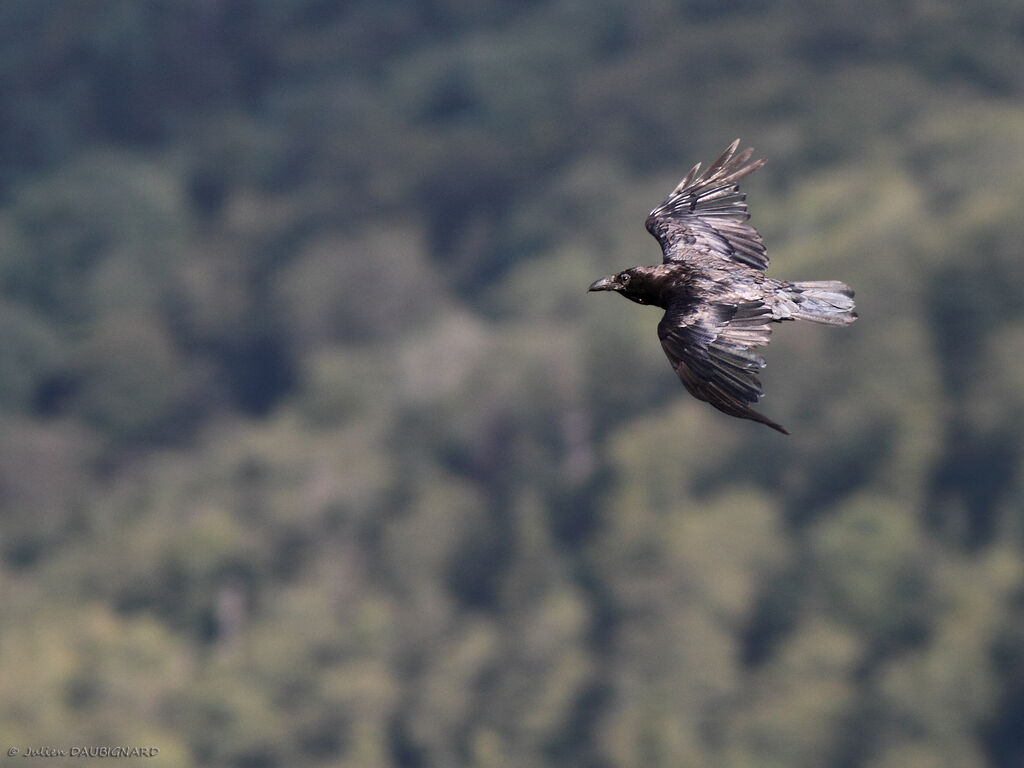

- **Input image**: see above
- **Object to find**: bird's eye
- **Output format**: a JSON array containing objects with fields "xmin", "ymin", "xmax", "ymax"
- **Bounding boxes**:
[{"xmin": 620, "ymin": 273, "xmax": 631, "ymax": 284}]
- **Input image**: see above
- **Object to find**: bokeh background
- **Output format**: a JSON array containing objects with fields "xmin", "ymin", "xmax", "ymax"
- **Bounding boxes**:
[{"xmin": 2, "ymin": 1, "xmax": 1024, "ymax": 766}]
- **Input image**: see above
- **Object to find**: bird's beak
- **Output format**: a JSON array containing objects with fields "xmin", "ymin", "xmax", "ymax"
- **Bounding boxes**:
[{"xmin": 588, "ymin": 275, "xmax": 618, "ymax": 292}]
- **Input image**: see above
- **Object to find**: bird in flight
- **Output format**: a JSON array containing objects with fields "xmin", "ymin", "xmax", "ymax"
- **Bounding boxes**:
[{"xmin": 588, "ymin": 140, "xmax": 856, "ymax": 434}]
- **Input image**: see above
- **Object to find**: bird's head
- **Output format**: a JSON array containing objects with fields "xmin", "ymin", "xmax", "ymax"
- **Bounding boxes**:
[
  {"xmin": 588, "ymin": 269, "xmax": 635, "ymax": 294},
  {"xmin": 588, "ymin": 268, "xmax": 655, "ymax": 305}
]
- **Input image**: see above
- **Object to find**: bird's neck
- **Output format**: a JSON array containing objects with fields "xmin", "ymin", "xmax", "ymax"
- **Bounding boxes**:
[{"xmin": 624, "ymin": 264, "xmax": 684, "ymax": 308}]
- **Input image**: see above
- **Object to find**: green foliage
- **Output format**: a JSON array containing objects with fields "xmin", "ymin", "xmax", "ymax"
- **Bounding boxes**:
[{"xmin": 3, "ymin": 1, "xmax": 1024, "ymax": 766}]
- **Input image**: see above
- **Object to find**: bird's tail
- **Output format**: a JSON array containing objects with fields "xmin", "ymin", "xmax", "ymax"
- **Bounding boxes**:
[{"xmin": 776, "ymin": 280, "xmax": 857, "ymax": 326}]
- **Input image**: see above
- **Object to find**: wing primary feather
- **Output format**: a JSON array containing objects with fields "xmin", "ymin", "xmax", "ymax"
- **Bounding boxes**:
[
  {"xmin": 705, "ymin": 140, "xmax": 742, "ymax": 180},
  {"xmin": 673, "ymin": 162, "xmax": 702, "ymax": 194}
]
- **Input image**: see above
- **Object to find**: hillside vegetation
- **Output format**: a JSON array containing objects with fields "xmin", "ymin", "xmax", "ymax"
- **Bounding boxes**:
[{"xmin": 2, "ymin": 2, "xmax": 1024, "ymax": 766}]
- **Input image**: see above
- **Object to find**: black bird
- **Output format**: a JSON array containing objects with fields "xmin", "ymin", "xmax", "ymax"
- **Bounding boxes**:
[{"xmin": 588, "ymin": 140, "xmax": 856, "ymax": 434}]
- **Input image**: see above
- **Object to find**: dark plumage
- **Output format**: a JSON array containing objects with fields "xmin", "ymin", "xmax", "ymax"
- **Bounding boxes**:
[{"xmin": 588, "ymin": 140, "xmax": 857, "ymax": 434}]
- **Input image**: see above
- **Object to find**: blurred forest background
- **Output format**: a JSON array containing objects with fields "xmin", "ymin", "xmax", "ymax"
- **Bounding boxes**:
[{"xmin": 2, "ymin": 1, "xmax": 1024, "ymax": 766}]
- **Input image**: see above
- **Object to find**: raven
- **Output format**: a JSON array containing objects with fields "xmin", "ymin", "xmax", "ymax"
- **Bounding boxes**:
[{"xmin": 588, "ymin": 140, "xmax": 856, "ymax": 434}]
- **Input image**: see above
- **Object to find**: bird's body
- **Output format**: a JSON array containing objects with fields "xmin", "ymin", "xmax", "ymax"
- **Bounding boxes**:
[{"xmin": 588, "ymin": 140, "xmax": 856, "ymax": 434}]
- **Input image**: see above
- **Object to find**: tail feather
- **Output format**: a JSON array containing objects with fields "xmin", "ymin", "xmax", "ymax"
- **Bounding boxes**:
[{"xmin": 776, "ymin": 280, "xmax": 857, "ymax": 326}]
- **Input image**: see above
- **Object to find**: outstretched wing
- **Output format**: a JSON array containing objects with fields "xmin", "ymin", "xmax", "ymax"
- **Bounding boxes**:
[
  {"xmin": 657, "ymin": 299, "xmax": 787, "ymax": 434},
  {"xmin": 645, "ymin": 140, "xmax": 768, "ymax": 270}
]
